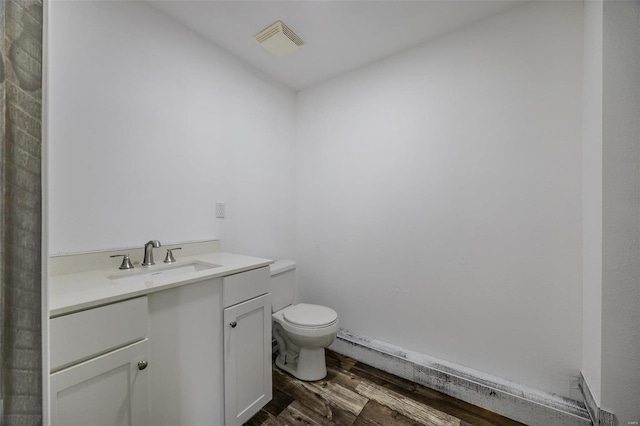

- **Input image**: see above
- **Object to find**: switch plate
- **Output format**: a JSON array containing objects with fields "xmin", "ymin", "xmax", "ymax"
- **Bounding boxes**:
[{"xmin": 215, "ymin": 203, "xmax": 225, "ymax": 218}]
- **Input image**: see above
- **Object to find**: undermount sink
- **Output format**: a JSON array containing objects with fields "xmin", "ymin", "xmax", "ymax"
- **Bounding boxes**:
[{"xmin": 107, "ymin": 261, "xmax": 221, "ymax": 285}]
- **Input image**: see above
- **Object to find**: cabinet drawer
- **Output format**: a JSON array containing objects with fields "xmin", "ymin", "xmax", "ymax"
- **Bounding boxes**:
[
  {"xmin": 50, "ymin": 297, "xmax": 148, "ymax": 371},
  {"xmin": 223, "ymin": 266, "xmax": 269, "ymax": 308}
]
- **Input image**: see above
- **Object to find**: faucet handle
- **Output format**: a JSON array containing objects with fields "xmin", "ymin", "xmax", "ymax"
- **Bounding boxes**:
[
  {"xmin": 164, "ymin": 248, "xmax": 182, "ymax": 264},
  {"xmin": 110, "ymin": 254, "xmax": 134, "ymax": 270}
]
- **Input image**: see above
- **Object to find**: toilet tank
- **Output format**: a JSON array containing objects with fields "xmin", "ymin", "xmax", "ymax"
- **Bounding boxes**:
[{"xmin": 270, "ymin": 260, "xmax": 297, "ymax": 312}]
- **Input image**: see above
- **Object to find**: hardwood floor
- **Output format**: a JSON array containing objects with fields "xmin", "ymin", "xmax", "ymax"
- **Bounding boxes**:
[{"xmin": 245, "ymin": 350, "xmax": 524, "ymax": 426}]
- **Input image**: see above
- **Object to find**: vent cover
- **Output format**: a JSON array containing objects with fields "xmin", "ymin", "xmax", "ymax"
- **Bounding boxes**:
[{"xmin": 254, "ymin": 21, "xmax": 305, "ymax": 57}]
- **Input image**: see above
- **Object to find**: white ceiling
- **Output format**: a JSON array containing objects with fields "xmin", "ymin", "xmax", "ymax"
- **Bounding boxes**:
[{"xmin": 150, "ymin": 1, "xmax": 525, "ymax": 91}]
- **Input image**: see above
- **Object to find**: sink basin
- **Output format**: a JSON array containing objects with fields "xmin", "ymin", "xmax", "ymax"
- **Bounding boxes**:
[{"xmin": 107, "ymin": 261, "xmax": 221, "ymax": 285}]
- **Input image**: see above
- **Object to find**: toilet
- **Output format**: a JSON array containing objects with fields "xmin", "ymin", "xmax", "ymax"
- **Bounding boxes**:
[{"xmin": 270, "ymin": 260, "xmax": 339, "ymax": 381}]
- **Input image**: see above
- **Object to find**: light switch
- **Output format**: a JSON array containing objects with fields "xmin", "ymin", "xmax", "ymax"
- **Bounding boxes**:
[{"xmin": 216, "ymin": 203, "xmax": 225, "ymax": 218}]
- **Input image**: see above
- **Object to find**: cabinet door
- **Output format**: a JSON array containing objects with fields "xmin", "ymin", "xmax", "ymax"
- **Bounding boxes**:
[
  {"xmin": 50, "ymin": 339, "xmax": 150, "ymax": 426},
  {"xmin": 224, "ymin": 294, "xmax": 272, "ymax": 425}
]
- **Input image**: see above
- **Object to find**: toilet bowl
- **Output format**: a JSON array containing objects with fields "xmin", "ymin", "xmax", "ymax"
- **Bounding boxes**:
[{"xmin": 270, "ymin": 261, "xmax": 339, "ymax": 381}]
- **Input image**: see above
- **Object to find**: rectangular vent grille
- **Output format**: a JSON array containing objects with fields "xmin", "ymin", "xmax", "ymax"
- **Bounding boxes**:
[
  {"xmin": 255, "ymin": 26, "xmax": 281, "ymax": 43},
  {"xmin": 280, "ymin": 23, "xmax": 304, "ymax": 47},
  {"xmin": 254, "ymin": 21, "xmax": 305, "ymax": 57}
]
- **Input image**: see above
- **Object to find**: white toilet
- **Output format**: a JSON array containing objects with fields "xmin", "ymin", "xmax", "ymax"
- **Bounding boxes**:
[{"xmin": 270, "ymin": 260, "xmax": 339, "ymax": 381}]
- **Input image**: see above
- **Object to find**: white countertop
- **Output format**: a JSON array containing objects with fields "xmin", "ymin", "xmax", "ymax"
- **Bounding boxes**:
[{"xmin": 49, "ymin": 251, "xmax": 273, "ymax": 317}]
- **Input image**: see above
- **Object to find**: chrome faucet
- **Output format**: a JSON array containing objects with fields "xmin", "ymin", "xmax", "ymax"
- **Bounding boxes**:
[{"xmin": 142, "ymin": 240, "xmax": 161, "ymax": 267}]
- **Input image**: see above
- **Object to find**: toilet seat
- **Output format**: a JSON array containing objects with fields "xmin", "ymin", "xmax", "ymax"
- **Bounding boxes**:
[{"xmin": 282, "ymin": 303, "xmax": 338, "ymax": 328}]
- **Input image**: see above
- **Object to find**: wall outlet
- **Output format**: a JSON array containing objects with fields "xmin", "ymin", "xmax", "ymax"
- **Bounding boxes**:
[{"xmin": 215, "ymin": 203, "xmax": 225, "ymax": 218}]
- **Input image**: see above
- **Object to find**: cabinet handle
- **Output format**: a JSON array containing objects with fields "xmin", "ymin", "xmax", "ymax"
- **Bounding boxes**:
[
  {"xmin": 230, "ymin": 321, "xmax": 237, "ymax": 328},
  {"xmin": 138, "ymin": 360, "xmax": 148, "ymax": 370}
]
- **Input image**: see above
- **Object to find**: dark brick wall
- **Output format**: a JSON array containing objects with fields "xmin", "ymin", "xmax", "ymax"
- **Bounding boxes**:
[{"xmin": 1, "ymin": 0, "xmax": 43, "ymax": 424}]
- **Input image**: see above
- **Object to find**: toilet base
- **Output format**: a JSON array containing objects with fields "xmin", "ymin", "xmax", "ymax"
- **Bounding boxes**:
[{"xmin": 276, "ymin": 347, "xmax": 327, "ymax": 382}]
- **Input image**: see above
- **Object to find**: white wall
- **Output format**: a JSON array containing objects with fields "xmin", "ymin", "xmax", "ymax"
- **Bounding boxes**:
[
  {"xmin": 296, "ymin": 1, "xmax": 583, "ymax": 398},
  {"xmin": 48, "ymin": 1, "xmax": 296, "ymax": 259},
  {"xmin": 581, "ymin": 0, "xmax": 603, "ymax": 405},
  {"xmin": 601, "ymin": 0, "xmax": 640, "ymax": 422}
]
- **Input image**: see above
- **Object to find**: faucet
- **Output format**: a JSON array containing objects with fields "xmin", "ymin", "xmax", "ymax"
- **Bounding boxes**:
[{"xmin": 142, "ymin": 240, "xmax": 161, "ymax": 267}]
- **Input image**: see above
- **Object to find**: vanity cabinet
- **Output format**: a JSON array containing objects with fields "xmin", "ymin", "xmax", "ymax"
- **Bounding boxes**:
[
  {"xmin": 50, "ymin": 264, "xmax": 272, "ymax": 426},
  {"xmin": 49, "ymin": 297, "xmax": 150, "ymax": 426}
]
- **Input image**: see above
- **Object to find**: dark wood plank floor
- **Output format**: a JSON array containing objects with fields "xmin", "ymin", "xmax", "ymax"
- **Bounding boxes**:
[{"xmin": 245, "ymin": 350, "xmax": 525, "ymax": 426}]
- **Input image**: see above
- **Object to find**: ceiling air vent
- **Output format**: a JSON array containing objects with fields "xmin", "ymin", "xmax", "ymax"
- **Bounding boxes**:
[{"xmin": 254, "ymin": 21, "xmax": 305, "ymax": 57}]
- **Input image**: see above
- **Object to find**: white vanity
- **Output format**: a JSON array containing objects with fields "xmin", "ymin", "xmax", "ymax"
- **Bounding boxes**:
[{"xmin": 48, "ymin": 242, "xmax": 273, "ymax": 426}]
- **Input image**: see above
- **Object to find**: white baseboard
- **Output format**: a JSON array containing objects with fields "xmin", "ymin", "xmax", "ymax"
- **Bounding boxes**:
[
  {"xmin": 579, "ymin": 373, "xmax": 614, "ymax": 426},
  {"xmin": 330, "ymin": 328, "xmax": 591, "ymax": 426}
]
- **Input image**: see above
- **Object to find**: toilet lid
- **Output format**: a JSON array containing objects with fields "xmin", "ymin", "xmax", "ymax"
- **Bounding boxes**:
[{"xmin": 283, "ymin": 303, "xmax": 338, "ymax": 327}]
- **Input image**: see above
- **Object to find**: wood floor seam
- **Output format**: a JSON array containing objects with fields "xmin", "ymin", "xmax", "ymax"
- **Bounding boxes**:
[{"xmin": 355, "ymin": 380, "xmax": 460, "ymax": 426}]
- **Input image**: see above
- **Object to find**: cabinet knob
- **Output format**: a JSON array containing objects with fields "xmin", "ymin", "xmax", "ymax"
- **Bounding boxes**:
[
  {"xmin": 138, "ymin": 360, "xmax": 148, "ymax": 370},
  {"xmin": 230, "ymin": 321, "xmax": 237, "ymax": 328}
]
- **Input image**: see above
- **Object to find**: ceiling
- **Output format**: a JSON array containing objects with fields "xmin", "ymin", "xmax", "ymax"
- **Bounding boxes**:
[{"xmin": 150, "ymin": 1, "xmax": 525, "ymax": 91}]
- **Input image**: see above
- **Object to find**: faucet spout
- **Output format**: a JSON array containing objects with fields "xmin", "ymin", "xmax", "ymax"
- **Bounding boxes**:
[{"xmin": 142, "ymin": 240, "xmax": 161, "ymax": 267}]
